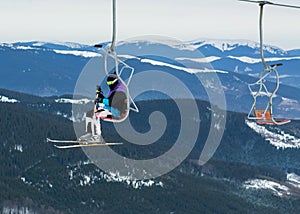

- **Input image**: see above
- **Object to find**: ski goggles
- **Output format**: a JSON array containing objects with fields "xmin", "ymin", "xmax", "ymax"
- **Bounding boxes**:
[{"xmin": 106, "ymin": 79, "xmax": 118, "ymax": 86}]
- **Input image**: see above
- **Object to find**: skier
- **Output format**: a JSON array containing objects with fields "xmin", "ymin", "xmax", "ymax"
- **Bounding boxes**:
[
  {"xmin": 80, "ymin": 74, "xmax": 127, "ymax": 142},
  {"xmin": 94, "ymin": 73, "xmax": 127, "ymax": 120}
]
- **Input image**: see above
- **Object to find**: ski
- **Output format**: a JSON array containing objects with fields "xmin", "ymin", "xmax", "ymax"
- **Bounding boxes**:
[
  {"xmin": 47, "ymin": 138, "xmax": 123, "ymax": 149},
  {"xmin": 54, "ymin": 142, "xmax": 123, "ymax": 149},
  {"xmin": 47, "ymin": 138, "xmax": 82, "ymax": 144}
]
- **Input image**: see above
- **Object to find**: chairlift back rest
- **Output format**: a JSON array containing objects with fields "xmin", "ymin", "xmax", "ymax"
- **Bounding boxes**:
[
  {"xmin": 254, "ymin": 109, "xmax": 272, "ymax": 120},
  {"xmin": 270, "ymin": 63, "xmax": 283, "ymax": 68},
  {"xmin": 94, "ymin": 44, "xmax": 103, "ymax": 48}
]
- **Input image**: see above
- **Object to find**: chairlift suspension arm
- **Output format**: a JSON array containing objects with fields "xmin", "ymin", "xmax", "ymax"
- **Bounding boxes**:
[
  {"xmin": 269, "ymin": 67, "xmax": 280, "ymax": 116},
  {"xmin": 259, "ymin": 3, "xmax": 268, "ymax": 68},
  {"xmin": 239, "ymin": 0, "xmax": 300, "ymax": 70},
  {"xmin": 109, "ymin": 0, "xmax": 117, "ymax": 53}
]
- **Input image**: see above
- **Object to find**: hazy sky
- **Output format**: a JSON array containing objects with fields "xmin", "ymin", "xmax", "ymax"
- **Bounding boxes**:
[{"xmin": 1, "ymin": 0, "xmax": 300, "ymax": 50}]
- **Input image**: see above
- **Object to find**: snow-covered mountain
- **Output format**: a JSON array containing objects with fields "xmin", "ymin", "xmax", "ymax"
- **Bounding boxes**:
[
  {"xmin": 189, "ymin": 39, "xmax": 287, "ymax": 56},
  {"xmin": 185, "ymin": 40, "xmax": 300, "ymax": 89},
  {"xmin": 1, "ymin": 39, "xmax": 300, "ymax": 119},
  {"xmin": 115, "ymin": 39, "xmax": 300, "ymax": 119}
]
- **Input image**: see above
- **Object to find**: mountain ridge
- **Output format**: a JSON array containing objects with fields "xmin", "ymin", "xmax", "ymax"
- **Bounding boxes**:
[{"xmin": 1, "ymin": 39, "xmax": 299, "ymax": 119}]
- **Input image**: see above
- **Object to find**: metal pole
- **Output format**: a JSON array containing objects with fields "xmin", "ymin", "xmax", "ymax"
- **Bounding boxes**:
[
  {"xmin": 259, "ymin": 3, "xmax": 268, "ymax": 69},
  {"xmin": 110, "ymin": 0, "xmax": 116, "ymax": 53}
]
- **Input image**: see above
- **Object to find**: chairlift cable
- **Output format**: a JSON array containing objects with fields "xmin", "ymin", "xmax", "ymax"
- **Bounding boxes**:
[{"xmin": 239, "ymin": 0, "xmax": 300, "ymax": 9}]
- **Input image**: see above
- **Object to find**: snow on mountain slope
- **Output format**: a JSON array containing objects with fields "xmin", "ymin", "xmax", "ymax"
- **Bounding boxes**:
[
  {"xmin": 0, "ymin": 39, "xmax": 291, "ymax": 58},
  {"xmin": 55, "ymin": 98, "xmax": 92, "ymax": 105},
  {"xmin": 1, "ymin": 41, "xmax": 101, "ymax": 58},
  {"xmin": 243, "ymin": 178, "xmax": 290, "ymax": 197},
  {"xmin": 243, "ymin": 172, "xmax": 300, "ymax": 197},
  {"xmin": 174, "ymin": 55, "xmax": 300, "ymax": 64},
  {"xmin": 245, "ymin": 120, "xmax": 300, "ymax": 149},
  {"xmin": 13, "ymin": 41, "xmax": 91, "ymax": 50},
  {"xmin": 52, "ymin": 50, "xmax": 101, "ymax": 58},
  {"xmin": 140, "ymin": 58, "xmax": 228, "ymax": 74},
  {"xmin": 228, "ymin": 56, "xmax": 300, "ymax": 64},
  {"xmin": 15, "ymin": 46, "xmax": 36, "ymax": 50},
  {"xmin": 175, "ymin": 56, "xmax": 221, "ymax": 63},
  {"xmin": 287, "ymin": 173, "xmax": 300, "ymax": 189},
  {"xmin": 279, "ymin": 97, "xmax": 300, "ymax": 112},
  {"xmin": 117, "ymin": 39, "xmax": 300, "ymax": 89},
  {"xmin": 189, "ymin": 39, "xmax": 287, "ymax": 55},
  {"xmin": 190, "ymin": 39, "xmax": 259, "ymax": 51},
  {"xmin": 118, "ymin": 38, "xmax": 197, "ymax": 52},
  {"xmin": 0, "ymin": 95, "xmax": 19, "ymax": 103},
  {"xmin": 31, "ymin": 41, "xmax": 87, "ymax": 49},
  {"xmin": 67, "ymin": 161, "xmax": 164, "ymax": 189},
  {"xmin": 1, "ymin": 39, "xmax": 300, "ymax": 103}
]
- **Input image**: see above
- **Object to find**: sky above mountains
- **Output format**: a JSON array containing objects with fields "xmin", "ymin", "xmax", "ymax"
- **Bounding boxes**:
[{"xmin": 1, "ymin": 0, "xmax": 300, "ymax": 50}]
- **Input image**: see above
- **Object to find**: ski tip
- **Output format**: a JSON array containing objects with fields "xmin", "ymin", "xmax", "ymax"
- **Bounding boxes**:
[
  {"xmin": 53, "ymin": 142, "xmax": 123, "ymax": 149},
  {"xmin": 105, "ymin": 142, "xmax": 123, "ymax": 146},
  {"xmin": 54, "ymin": 145, "xmax": 74, "ymax": 149}
]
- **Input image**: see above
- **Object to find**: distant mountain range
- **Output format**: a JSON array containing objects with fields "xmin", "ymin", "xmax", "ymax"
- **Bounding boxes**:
[{"xmin": 1, "ymin": 39, "xmax": 300, "ymax": 119}]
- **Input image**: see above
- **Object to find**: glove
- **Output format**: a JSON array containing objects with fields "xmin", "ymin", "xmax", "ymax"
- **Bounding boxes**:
[
  {"xmin": 96, "ymin": 85, "xmax": 104, "ymax": 100},
  {"xmin": 96, "ymin": 85, "xmax": 102, "ymax": 93},
  {"xmin": 94, "ymin": 97, "xmax": 103, "ymax": 104}
]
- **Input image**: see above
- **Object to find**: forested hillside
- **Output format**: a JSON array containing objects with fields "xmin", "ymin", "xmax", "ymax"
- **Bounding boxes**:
[{"xmin": 1, "ymin": 90, "xmax": 300, "ymax": 213}]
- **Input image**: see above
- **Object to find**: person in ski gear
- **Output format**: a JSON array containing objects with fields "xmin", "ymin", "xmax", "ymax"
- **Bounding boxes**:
[
  {"xmin": 94, "ymin": 73, "xmax": 127, "ymax": 120},
  {"xmin": 81, "ymin": 74, "xmax": 127, "ymax": 141}
]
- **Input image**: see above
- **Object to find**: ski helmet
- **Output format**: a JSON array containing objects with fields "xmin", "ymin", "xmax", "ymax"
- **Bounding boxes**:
[{"xmin": 107, "ymin": 74, "xmax": 119, "ymax": 90}]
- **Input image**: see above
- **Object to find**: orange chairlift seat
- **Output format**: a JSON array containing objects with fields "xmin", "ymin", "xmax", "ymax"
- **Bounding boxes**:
[{"xmin": 254, "ymin": 109, "xmax": 290, "ymax": 125}]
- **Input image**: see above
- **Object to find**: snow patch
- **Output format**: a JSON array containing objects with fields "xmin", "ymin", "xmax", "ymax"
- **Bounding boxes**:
[
  {"xmin": 287, "ymin": 173, "xmax": 300, "ymax": 188},
  {"xmin": 228, "ymin": 56, "xmax": 261, "ymax": 64},
  {"xmin": 53, "ymin": 50, "xmax": 101, "ymax": 58},
  {"xmin": 118, "ymin": 38, "xmax": 197, "ymax": 51},
  {"xmin": 32, "ymin": 41, "xmax": 86, "ymax": 49},
  {"xmin": 2, "ymin": 206, "xmax": 31, "ymax": 214},
  {"xmin": 189, "ymin": 39, "xmax": 286, "ymax": 55},
  {"xmin": 119, "ymin": 54, "xmax": 141, "ymax": 60},
  {"xmin": 15, "ymin": 46, "xmax": 36, "ymax": 50},
  {"xmin": 56, "ymin": 111, "xmax": 81, "ymax": 122},
  {"xmin": 80, "ymin": 175, "xmax": 92, "ymax": 186},
  {"xmin": 228, "ymin": 55, "xmax": 300, "ymax": 64},
  {"xmin": 76, "ymin": 170, "xmax": 164, "ymax": 189},
  {"xmin": 0, "ymin": 95, "xmax": 19, "ymax": 103},
  {"xmin": 14, "ymin": 144, "xmax": 23, "ymax": 152},
  {"xmin": 69, "ymin": 161, "xmax": 163, "ymax": 189},
  {"xmin": 244, "ymin": 67, "xmax": 252, "ymax": 72},
  {"xmin": 141, "ymin": 58, "xmax": 228, "ymax": 74},
  {"xmin": 105, "ymin": 171, "xmax": 164, "ymax": 189},
  {"xmin": 243, "ymin": 179, "xmax": 290, "ymax": 197},
  {"xmin": 20, "ymin": 177, "xmax": 32, "ymax": 185},
  {"xmin": 279, "ymin": 97, "xmax": 300, "ymax": 112},
  {"xmin": 246, "ymin": 120, "xmax": 300, "ymax": 149},
  {"xmin": 175, "ymin": 56, "xmax": 221, "ymax": 63},
  {"xmin": 55, "ymin": 98, "xmax": 91, "ymax": 104}
]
